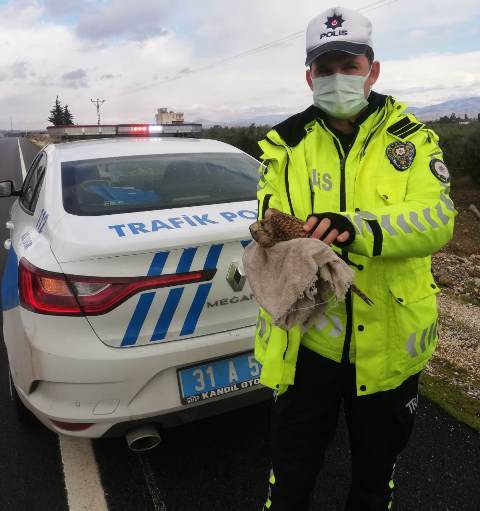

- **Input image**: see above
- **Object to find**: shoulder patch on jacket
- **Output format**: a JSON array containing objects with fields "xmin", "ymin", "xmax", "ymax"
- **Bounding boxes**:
[
  {"xmin": 273, "ymin": 106, "xmax": 318, "ymax": 148},
  {"xmin": 387, "ymin": 116, "xmax": 424, "ymax": 140}
]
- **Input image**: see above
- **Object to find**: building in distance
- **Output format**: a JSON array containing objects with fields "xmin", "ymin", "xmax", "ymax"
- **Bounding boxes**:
[{"xmin": 155, "ymin": 108, "xmax": 184, "ymax": 125}]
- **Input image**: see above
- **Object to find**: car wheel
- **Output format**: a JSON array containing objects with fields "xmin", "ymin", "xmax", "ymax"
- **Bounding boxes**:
[{"xmin": 9, "ymin": 371, "xmax": 36, "ymax": 425}]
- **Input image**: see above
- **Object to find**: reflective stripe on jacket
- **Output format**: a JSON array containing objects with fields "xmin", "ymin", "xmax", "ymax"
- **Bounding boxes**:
[{"xmin": 255, "ymin": 93, "xmax": 456, "ymax": 396}]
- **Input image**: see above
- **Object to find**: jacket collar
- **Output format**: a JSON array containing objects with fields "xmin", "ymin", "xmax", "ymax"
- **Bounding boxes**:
[{"xmin": 267, "ymin": 93, "xmax": 407, "ymax": 148}]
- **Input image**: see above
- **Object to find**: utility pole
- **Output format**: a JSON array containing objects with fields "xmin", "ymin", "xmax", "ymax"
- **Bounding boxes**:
[
  {"xmin": 90, "ymin": 98, "xmax": 106, "ymax": 126},
  {"xmin": 10, "ymin": 117, "xmax": 13, "ymax": 131}
]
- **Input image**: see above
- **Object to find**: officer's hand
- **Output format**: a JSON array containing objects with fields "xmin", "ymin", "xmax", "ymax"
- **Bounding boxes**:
[{"xmin": 304, "ymin": 217, "xmax": 350, "ymax": 245}]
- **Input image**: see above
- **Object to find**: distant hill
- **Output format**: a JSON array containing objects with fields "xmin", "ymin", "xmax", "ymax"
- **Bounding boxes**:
[
  {"xmin": 407, "ymin": 97, "xmax": 480, "ymax": 121},
  {"xmin": 196, "ymin": 97, "xmax": 480, "ymax": 127},
  {"xmin": 195, "ymin": 114, "xmax": 290, "ymax": 128},
  {"xmin": 226, "ymin": 114, "xmax": 292, "ymax": 127}
]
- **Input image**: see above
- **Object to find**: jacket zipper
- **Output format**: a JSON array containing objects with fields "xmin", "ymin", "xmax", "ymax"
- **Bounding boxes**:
[
  {"xmin": 338, "ymin": 153, "xmax": 347, "ymax": 212},
  {"xmin": 284, "ymin": 159, "xmax": 295, "ymax": 216},
  {"xmin": 337, "ymin": 151, "xmax": 353, "ymax": 364},
  {"xmin": 323, "ymin": 122, "xmax": 353, "ymax": 365},
  {"xmin": 283, "ymin": 331, "xmax": 289, "ymax": 361},
  {"xmin": 360, "ymin": 107, "xmax": 389, "ymax": 158}
]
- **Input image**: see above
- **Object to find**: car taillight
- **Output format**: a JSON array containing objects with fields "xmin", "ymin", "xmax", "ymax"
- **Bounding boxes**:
[
  {"xmin": 19, "ymin": 259, "xmax": 82, "ymax": 315},
  {"xmin": 19, "ymin": 258, "xmax": 215, "ymax": 316}
]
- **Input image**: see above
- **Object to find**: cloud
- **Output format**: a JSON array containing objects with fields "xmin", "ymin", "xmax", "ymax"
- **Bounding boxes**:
[
  {"xmin": 0, "ymin": 0, "xmax": 42, "ymax": 26},
  {"xmin": 100, "ymin": 73, "xmax": 120, "ymax": 80},
  {"xmin": 75, "ymin": 0, "xmax": 173, "ymax": 41},
  {"xmin": 378, "ymin": 51, "xmax": 480, "ymax": 106},
  {"xmin": 11, "ymin": 61, "xmax": 29, "ymax": 79},
  {"xmin": 44, "ymin": 0, "xmax": 86, "ymax": 18},
  {"xmin": 61, "ymin": 68, "xmax": 88, "ymax": 88},
  {"xmin": 62, "ymin": 68, "xmax": 87, "ymax": 80},
  {"xmin": 407, "ymin": 30, "xmax": 427, "ymax": 44},
  {"xmin": 0, "ymin": 0, "xmax": 479, "ymax": 128}
]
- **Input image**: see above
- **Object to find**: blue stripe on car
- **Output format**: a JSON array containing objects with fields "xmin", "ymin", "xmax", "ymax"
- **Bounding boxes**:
[
  {"xmin": 121, "ymin": 292, "xmax": 156, "ymax": 346},
  {"xmin": 147, "ymin": 251, "xmax": 169, "ymax": 276},
  {"xmin": 180, "ymin": 283, "xmax": 212, "ymax": 336},
  {"xmin": 150, "ymin": 287, "xmax": 184, "ymax": 341},
  {"xmin": 203, "ymin": 244, "xmax": 223, "ymax": 269},
  {"xmin": 149, "ymin": 246, "xmax": 200, "ymax": 342},
  {"xmin": 176, "ymin": 247, "xmax": 197, "ymax": 273},
  {"xmin": 1, "ymin": 248, "xmax": 19, "ymax": 311},
  {"xmin": 120, "ymin": 250, "xmax": 169, "ymax": 347},
  {"xmin": 123, "ymin": 244, "xmax": 224, "ymax": 346},
  {"xmin": 179, "ymin": 243, "xmax": 224, "ymax": 337}
]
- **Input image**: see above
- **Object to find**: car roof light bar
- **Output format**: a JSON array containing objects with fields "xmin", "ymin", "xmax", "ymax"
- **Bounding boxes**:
[{"xmin": 47, "ymin": 123, "xmax": 202, "ymax": 142}]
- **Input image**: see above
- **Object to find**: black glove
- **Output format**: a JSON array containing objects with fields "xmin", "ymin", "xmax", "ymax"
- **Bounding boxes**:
[{"xmin": 306, "ymin": 212, "xmax": 356, "ymax": 248}]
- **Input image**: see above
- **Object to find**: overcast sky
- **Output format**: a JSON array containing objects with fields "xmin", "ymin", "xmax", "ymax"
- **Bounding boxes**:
[{"xmin": 0, "ymin": 0, "xmax": 479, "ymax": 129}]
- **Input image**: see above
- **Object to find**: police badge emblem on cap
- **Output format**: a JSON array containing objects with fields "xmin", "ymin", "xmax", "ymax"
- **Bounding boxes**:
[
  {"xmin": 429, "ymin": 158, "xmax": 450, "ymax": 183},
  {"xmin": 386, "ymin": 141, "xmax": 416, "ymax": 171},
  {"xmin": 325, "ymin": 13, "xmax": 345, "ymax": 29}
]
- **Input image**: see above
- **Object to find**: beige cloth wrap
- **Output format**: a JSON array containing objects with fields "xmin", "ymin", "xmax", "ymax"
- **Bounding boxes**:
[{"xmin": 243, "ymin": 238, "xmax": 354, "ymax": 330}]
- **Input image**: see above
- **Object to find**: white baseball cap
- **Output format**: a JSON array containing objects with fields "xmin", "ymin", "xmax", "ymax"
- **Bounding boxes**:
[{"xmin": 305, "ymin": 6, "xmax": 373, "ymax": 66}]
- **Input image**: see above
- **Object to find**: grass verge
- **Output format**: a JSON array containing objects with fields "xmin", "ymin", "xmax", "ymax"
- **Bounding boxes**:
[
  {"xmin": 26, "ymin": 134, "xmax": 51, "ymax": 148},
  {"xmin": 420, "ymin": 357, "xmax": 480, "ymax": 431}
]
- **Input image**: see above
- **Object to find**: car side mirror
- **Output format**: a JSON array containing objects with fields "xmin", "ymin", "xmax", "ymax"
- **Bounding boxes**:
[{"xmin": 0, "ymin": 180, "xmax": 21, "ymax": 197}]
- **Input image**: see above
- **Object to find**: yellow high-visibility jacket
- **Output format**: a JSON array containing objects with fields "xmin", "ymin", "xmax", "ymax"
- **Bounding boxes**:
[{"xmin": 255, "ymin": 93, "xmax": 456, "ymax": 396}]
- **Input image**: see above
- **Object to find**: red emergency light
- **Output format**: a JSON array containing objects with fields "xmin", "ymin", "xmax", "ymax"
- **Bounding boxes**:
[{"xmin": 117, "ymin": 124, "xmax": 150, "ymax": 135}]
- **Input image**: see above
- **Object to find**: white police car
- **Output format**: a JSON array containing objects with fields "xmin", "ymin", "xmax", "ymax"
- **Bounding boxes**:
[{"xmin": 1, "ymin": 125, "xmax": 265, "ymax": 444}]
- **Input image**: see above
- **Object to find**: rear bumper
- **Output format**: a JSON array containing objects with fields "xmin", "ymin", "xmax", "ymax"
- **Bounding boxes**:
[
  {"xmin": 16, "ymin": 380, "xmax": 270, "ymax": 438},
  {"xmin": 6, "ymin": 308, "xmax": 264, "ymax": 438},
  {"xmin": 103, "ymin": 386, "xmax": 271, "ymax": 437}
]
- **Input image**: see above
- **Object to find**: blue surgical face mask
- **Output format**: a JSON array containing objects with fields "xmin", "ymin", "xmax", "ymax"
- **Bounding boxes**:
[{"xmin": 312, "ymin": 68, "xmax": 371, "ymax": 119}]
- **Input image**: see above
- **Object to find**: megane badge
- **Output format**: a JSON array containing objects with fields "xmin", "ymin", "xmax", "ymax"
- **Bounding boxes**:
[{"xmin": 226, "ymin": 262, "xmax": 246, "ymax": 292}]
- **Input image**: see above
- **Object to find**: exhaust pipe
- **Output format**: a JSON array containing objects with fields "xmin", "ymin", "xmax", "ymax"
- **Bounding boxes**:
[{"xmin": 126, "ymin": 424, "xmax": 162, "ymax": 452}]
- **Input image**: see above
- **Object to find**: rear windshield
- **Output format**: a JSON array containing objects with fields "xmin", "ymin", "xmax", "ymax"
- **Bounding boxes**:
[{"xmin": 61, "ymin": 152, "xmax": 259, "ymax": 216}]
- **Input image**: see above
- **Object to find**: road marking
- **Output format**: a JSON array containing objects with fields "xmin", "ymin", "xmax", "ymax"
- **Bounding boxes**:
[
  {"xmin": 59, "ymin": 435, "xmax": 109, "ymax": 511},
  {"xmin": 17, "ymin": 139, "xmax": 27, "ymax": 180},
  {"xmin": 139, "ymin": 453, "xmax": 168, "ymax": 511}
]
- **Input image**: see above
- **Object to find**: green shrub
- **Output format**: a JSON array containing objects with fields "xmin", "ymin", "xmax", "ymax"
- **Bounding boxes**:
[
  {"xmin": 202, "ymin": 122, "xmax": 480, "ymax": 186},
  {"xmin": 201, "ymin": 124, "xmax": 270, "ymax": 160},
  {"xmin": 431, "ymin": 123, "xmax": 480, "ymax": 184}
]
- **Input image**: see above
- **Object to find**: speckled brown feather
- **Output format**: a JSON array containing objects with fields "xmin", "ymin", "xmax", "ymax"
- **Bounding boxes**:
[
  {"xmin": 249, "ymin": 208, "xmax": 308, "ymax": 247},
  {"xmin": 249, "ymin": 209, "xmax": 373, "ymax": 306}
]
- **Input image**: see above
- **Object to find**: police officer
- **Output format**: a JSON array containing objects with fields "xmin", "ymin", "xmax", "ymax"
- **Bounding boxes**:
[{"xmin": 255, "ymin": 6, "xmax": 456, "ymax": 510}]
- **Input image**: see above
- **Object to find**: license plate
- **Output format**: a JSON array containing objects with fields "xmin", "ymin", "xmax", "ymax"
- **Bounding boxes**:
[{"xmin": 177, "ymin": 352, "xmax": 261, "ymax": 405}]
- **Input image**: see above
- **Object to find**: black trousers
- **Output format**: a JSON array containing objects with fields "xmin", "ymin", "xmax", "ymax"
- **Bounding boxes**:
[{"xmin": 266, "ymin": 346, "xmax": 420, "ymax": 511}]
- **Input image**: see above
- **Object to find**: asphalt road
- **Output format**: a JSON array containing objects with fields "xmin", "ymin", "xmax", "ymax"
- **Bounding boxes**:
[
  {"xmin": 0, "ymin": 137, "xmax": 479, "ymax": 511},
  {"xmin": 0, "ymin": 137, "xmax": 68, "ymax": 511}
]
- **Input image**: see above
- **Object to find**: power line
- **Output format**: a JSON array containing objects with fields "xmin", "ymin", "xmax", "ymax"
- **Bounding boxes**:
[
  {"xmin": 362, "ymin": 0, "xmax": 401, "ymax": 13},
  {"xmin": 126, "ymin": 0, "xmax": 400, "ymax": 94}
]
